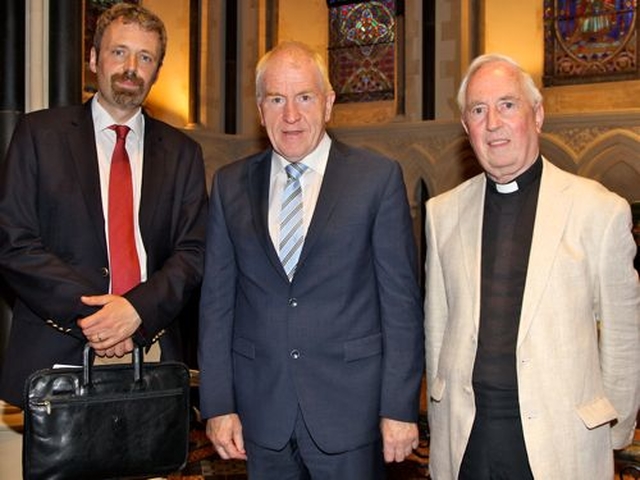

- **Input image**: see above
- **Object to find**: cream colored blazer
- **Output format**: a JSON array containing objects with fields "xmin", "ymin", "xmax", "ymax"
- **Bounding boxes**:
[{"xmin": 424, "ymin": 158, "xmax": 640, "ymax": 479}]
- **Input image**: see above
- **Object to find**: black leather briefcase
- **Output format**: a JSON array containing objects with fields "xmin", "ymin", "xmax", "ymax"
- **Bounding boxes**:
[{"xmin": 23, "ymin": 344, "xmax": 190, "ymax": 480}]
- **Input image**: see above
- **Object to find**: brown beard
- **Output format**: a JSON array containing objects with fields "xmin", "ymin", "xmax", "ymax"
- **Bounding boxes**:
[{"xmin": 110, "ymin": 71, "xmax": 146, "ymax": 108}]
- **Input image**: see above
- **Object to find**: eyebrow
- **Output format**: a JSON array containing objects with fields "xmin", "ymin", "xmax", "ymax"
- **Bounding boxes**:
[
  {"xmin": 110, "ymin": 43, "xmax": 158, "ymax": 58},
  {"xmin": 497, "ymin": 94, "xmax": 520, "ymax": 102},
  {"xmin": 467, "ymin": 94, "xmax": 520, "ymax": 107},
  {"xmin": 264, "ymin": 89, "xmax": 316, "ymax": 98}
]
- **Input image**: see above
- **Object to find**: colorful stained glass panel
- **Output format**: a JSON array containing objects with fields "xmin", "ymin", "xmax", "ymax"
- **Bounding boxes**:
[
  {"xmin": 544, "ymin": 0, "xmax": 638, "ymax": 85},
  {"xmin": 328, "ymin": 1, "xmax": 396, "ymax": 103}
]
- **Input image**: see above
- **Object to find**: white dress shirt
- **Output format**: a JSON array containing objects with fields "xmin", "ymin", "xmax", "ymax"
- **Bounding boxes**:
[
  {"xmin": 91, "ymin": 95, "xmax": 148, "ymax": 289},
  {"xmin": 268, "ymin": 133, "xmax": 331, "ymax": 250}
]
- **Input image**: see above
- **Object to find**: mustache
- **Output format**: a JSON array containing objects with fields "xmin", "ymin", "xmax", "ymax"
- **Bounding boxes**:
[{"xmin": 111, "ymin": 71, "xmax": 144, "ymax": 87}]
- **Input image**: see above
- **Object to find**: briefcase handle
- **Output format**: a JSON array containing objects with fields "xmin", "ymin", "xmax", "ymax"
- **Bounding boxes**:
[{"xmin": 82, "ymin": 343, "xmax": 143, "ymax": 387}]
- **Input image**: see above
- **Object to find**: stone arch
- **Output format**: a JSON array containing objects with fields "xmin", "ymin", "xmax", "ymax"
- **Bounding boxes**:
[
  {"xmin": 579, "ymin": 131, "xmax": 640, "ymax": 202},
  {"xmin": 539, "ymin": 134, "xmax": 578, "ymax": 174}
]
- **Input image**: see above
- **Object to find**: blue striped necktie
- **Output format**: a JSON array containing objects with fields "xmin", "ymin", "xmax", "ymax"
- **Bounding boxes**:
[{"xmin": 279, "ymin": 162, "xmax": 308, "ymax": 280}]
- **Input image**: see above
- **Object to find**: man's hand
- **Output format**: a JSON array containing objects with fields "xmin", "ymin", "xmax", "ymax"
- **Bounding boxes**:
[
  {"xmin": 380, "ymin": 417, "xmax": 419, "ymax": 463},
  {"xmin": 77, "ymin": 294, "xmax": 142, "ymax": 354},
  {"xmin": 206, "ymin": 414, "xmax": 247, "ymax": 460},
  {"xmin": 94, "ymin": 338, "xmax": 135, "ymax": 358}
]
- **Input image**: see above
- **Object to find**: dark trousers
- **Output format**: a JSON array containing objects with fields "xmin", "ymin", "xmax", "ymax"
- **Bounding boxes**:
[
  {"xmin": 245, "ymin": 408, "xmax": 385, "ymax": 480},
  {"xmin": 459, "ymin": 388, "xmax": 534, "ymax": 480}
]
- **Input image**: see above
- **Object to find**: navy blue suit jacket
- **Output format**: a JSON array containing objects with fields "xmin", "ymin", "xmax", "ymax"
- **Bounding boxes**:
[
  {"xmin": 198, "ymin": 140, "xmax": 424, "ymax": 454},
  {"xmin": 0, "ymin": 101, "xmax": 208, "ymax": 407}
]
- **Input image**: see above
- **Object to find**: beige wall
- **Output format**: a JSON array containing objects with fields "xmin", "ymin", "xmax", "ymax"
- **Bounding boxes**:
[
  {"xmin": 482, "ymin": 1, "xmax": 543, "ymax": 87},
  {"xmin": 143, "ymin": 0, "xmax": 191, "ymax": 127},
  {"xmin": 277, "ymin": 0, "xmax": 328, "ymax": 59}
]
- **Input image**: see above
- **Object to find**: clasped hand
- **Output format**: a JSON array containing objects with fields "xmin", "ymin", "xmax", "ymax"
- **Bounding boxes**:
[{"xmin": 77, "ymin": 294, "xmax": 142, "ymax": 357}]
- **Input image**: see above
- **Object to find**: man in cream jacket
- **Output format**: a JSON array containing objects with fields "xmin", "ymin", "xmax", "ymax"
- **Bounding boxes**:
[{"xmin": 424, "ymin": 53, "xmax": 640, "ymax": 479}]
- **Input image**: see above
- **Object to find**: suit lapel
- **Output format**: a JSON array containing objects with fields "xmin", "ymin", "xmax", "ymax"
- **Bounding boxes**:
[
  {"xmin": 517, "ymin": 159, "xmax": 573, "ymax": 346},
  {"xmin": 139, "ymin": 116, "xmax": 167, "ymax": 241},
  {"xmin": 458, "ymin": 175, "xmax": 486, "ymax": 332},
  {"xmin": 67, "ymin": 103, "xmax": 106, "ymax": 254},
  {"xmin": 295, "ymin": 142, "xmax": 350, "ymax": 273},
  {"xmin": 257, "ymin": 142, "xmax": 356, "ymax": 280},
  {"xmin": 248, "ymin": 150, "xmax": 285, "ymax": 277}
]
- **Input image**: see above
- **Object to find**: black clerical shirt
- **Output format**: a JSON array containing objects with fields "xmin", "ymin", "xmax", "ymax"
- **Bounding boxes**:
[{"xmin": 472, "ymin": 156, "xmax": 542, "ymax": 416}]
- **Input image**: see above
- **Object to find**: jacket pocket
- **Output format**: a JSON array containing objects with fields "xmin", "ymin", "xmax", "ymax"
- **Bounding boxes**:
[
  {"xmin": 232, "ymin": 337, "xmax": 256, "ymax": 360},
  {"xmin": 430, "ymin": 376, "xmax": 446, "ymax": 402},
  {"xmin": 343, "ymin": 332, "xmax": 382, "ymax": 362},
  {"xmin": 577, "ymin": 396, "xmax": 618, "ymax": 429}
]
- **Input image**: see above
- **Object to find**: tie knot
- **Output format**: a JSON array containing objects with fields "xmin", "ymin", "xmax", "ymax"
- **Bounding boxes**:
[
  {"xmin": 110, "ymin": 124, "xmax": 130, "ymax": 141},
  {"xmin": 285, "ymin": 162, "xmax": 307, "ymax": 180}
]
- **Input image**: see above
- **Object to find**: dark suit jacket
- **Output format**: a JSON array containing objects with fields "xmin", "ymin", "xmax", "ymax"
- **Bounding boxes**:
[
  {"xmin": 0, "ymin": 101, "xmax": 208, "ymax": 407},
  {"xmin": 198, "ymin": 140, "xmax": 424, "ymax": 454}
]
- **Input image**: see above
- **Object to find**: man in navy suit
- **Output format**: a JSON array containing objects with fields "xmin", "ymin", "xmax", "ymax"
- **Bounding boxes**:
[
  {"xmin": 198, "ymin": 41, "xmax": 424, "ymax": 479},
  {"xmin": 0, "ymin": 3, "xmax": 207, "ymax": 408}
]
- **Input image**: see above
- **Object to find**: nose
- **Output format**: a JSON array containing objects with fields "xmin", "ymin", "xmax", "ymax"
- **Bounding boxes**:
[
  {"xmin": 123, "ymin": 53, "xmax": 138, "ymax": 73},
  {"xmin": 486, "ymin": 106, "xmax": 502, "ymax": 131},
  {"xmin": 283, "ymin": 101, "xmax": 300, "ymax": 123}
]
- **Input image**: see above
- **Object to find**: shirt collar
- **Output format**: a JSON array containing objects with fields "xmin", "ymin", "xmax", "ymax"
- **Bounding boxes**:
[
  {"xmin": 91, "ymin": 94, "xmax": 144, "ymax": 139},
  {"xmin": 486, "ymin": 155, "xmax": 543, "ymax": 195},
  {"xmin": 273, "ymin": 132, "xmax": 332, "ymax": 176}
]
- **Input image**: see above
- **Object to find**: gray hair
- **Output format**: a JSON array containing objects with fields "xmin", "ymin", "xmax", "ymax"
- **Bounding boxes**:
[
  {"xmin": 255, "ymin": 41, "xmax": 333, "ymax": 102},
  {"xmin": 457, "ymin": 53, "xmax": 542, "ymax": 112}
]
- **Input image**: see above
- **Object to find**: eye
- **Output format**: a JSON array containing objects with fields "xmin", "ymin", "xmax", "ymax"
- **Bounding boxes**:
[
  {"xmin": 298, "ymin": 93, "xmax": 313, "ymax": 103},
  {"xmin": 267, "ymin": 96, "xmax": 285, "ymax": 106},
  {"xmin": 112, "ymin": 48, "xmax": 126, "ymax": 57},
  {"xmin": 139, "ymin": 53, "xmax": 155, "ymax": 64},
  {"xmin": 497, "ymin": 99, "xmax": 519, "ymax": 115},
  {"xmin": 467, "ymin": 104, "xmax": 486, "ymax": 120}
]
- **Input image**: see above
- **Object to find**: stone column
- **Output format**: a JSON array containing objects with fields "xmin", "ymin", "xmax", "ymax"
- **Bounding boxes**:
[
  {"xmin": 0, "ymin": 0, "xmax": 24, "ymax": 373},
  {"xmin": 0, "ymin": 0, "xmax": 24, "ymax": 156},
  {"xmin": 0, "ymin": 5, "xmax": 23, "ymax": 479},
  {"xmin": 49, "ymin": 0, "xmax": 83, "ymax": 107}
]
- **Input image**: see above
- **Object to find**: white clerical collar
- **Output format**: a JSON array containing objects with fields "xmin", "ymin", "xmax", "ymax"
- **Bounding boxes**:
[{"xmin": 495, "ymin": 181, "xmax": 519, "ymax": 194}]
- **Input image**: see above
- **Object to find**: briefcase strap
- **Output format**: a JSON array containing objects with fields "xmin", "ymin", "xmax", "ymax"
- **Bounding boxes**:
[{"xmin": 82, "ymin": 343, "xmax": 144, "ymax": 387}]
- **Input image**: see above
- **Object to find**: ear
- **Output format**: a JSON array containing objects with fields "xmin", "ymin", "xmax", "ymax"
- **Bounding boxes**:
[
  {"xmin": 89, "ymin": 47, "xmax": 98, "ymax": 74},
  {"xmin": 324, "ymin": 90, "xmax": 336, "ymax": 123},
  {"xmin": 257, "ymin": 102, "xmax": 266, "ymax": 127},
  {"xmin": 461, "ymin": 117, "xmax": 469, "ymax": 135},
  {"xmin": 534, "ymin": 102, "xmax": 545, "ymax": 132}
]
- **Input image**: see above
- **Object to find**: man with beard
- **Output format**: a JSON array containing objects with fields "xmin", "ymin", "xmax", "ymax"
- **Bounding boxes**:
[{"xmin": 0, "ymin": 2, "xmax": 207, "ymax": 411}]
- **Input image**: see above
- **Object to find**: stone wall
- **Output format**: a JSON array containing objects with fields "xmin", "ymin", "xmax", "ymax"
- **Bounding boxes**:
[
  {"xmin": 188, "ymin": 110, "xmax": 640, "ymax": 234},
  {"xmin": 187, "ymin": 111, "xmax": 640, "ymax": 277}
]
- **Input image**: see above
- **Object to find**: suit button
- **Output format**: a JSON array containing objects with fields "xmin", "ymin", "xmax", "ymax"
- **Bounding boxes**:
[
  {"xmin": 290, "ymin": 349, "xmax": 300, "ymax": 359},
  {"xmin": 288, "ymin": 298, "xmax": 298, "ymax": 307},
  {"xmin": 100, "ymin": 267, "xmax": 109, "ymax": 277}
]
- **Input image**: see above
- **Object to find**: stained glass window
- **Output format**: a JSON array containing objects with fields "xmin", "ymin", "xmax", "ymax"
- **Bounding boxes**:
[
  {"xmin": 544, "ymin": 0, "xmax": 638, "ymax": 85},
  {"xmin": 328, "ymin": 1, "xmax": 398, "ymax": 103}
]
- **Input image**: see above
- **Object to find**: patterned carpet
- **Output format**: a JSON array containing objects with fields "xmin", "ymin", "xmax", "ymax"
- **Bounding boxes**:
[
  {"xmin": 168, "ymin": 412, "xmax": 430, "ymax": 480},
  {"xmin": 168, "ymin": 410, "xmax": 640, "ymax": 480}
]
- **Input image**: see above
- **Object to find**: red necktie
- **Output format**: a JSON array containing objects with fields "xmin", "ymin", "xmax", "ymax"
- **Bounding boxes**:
[{"xmin": 108, "ymin": 125, "xmax": 140, "ymax": 294}]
